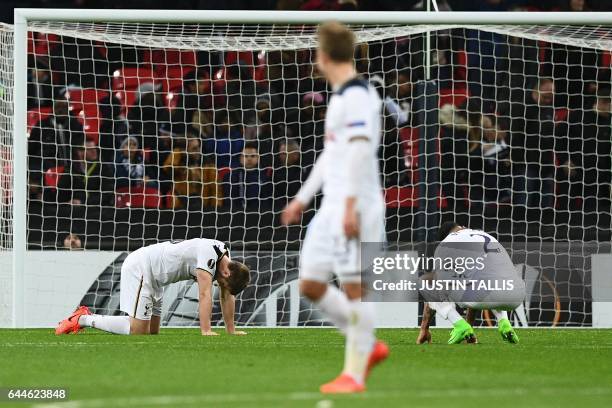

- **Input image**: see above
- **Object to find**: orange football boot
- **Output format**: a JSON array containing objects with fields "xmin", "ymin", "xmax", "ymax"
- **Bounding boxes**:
[
  {"xmin": 320, "ymin": 374, "xmax": 365, "ymax": 394},
  {"xmin": 365, "ymin": 340, "xmax": 389, "ymax": 379},
  {"xmin": 55, "ymin": 306, "xmax": 91, "ymax": 335}
]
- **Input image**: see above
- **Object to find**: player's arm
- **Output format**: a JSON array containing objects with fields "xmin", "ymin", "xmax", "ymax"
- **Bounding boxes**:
[
  {"xmin": 343, "ymin": 86, "xmax": 375, "ymax": 238},
  {"xmin": 219, "ymin": 284, "xmax": 246, "ymax": 335},
  {"xmin": 195, "ymin": 268, "xmax": 217, "ymax": 336},
  {"xmin": 344, "ymin": 135, "xmax": 370, "ymax": 238},
  {"xmin": 417, "ymin": 303, "xmax": 434, "ymax": 344}
]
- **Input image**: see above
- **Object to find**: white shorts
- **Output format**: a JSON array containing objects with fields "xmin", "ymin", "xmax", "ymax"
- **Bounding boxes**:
[
  {"xmin": 300, "ymin": 203, "xmax": 385, "ymax": 283},
  {"xmin": 119, "ymin": 247, "xmax": 164, "ymax": 321}
]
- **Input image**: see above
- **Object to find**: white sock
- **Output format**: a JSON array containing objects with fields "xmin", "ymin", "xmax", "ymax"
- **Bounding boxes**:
[
  {"xmin": 492, "ymin": 309, "xmax": 508, "ymax": 323},
  {"xmin": 428, "ymin": 302, "xmax": 463, "ymax": 324},
  {"xmin": 343, "ymin": 300, "xmax": 375, "ymax": 385},
  {"xmin": 79, "ymin": 314, "xmax": 131, "ymax": 335},
  {"xmin": 315, "ymin": 285, "xmax": 351, "ymax": 336}
]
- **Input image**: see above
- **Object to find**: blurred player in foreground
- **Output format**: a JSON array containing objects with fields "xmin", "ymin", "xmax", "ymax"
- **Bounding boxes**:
[
  {"xmin": 282, "ymin": 21, "xmax": 388, "ymax": 394},
  {"xmin": 417, "ymin": 221, "xmax": 526, "ymax": 345},
  {"xmin": 55, "ymin": 238, "xmax": 250, "ymax": 336}
]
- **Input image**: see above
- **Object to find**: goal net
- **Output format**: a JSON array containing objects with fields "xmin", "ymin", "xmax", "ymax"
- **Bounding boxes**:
[{"xmin": 1, "ymin": 15, "xmax": 611, "ymax": 327}]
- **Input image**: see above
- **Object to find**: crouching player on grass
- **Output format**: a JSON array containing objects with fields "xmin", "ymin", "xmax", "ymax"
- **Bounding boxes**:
[
  {"xmin": 282, "ymin": 21, "xmax": 388, "ymax": 394},
  {"xmin": 417, "ymin": 222, "xmax": 526, "ymax": 345},
  {"xmin": 55, "ymin": 238, "xmax": 250, "ymax": 336}
]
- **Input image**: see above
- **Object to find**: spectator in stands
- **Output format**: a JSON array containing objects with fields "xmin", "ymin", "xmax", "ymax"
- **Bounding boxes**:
[
  {"xmin": 27, "ymin": 57, "xmax": 54, "ymax": 108},
  {"xmin": 62, "ymin": 233, "xmax": 82, "ymax": 250},
  {"xmin": 505, "ymin": 78, "xmax": 557, "ymax": 212},
  {"xmin": 223, "ymin": 141, "xmax": 272, "ymax": 210},
  {"xmin": 272, "ymin": 139, "xmax": 305, "ymax": 210},
  {"xmin": 164, "ymin": 134, "xmax": 222, "ymax": 209},
  {"xmin": 127, "ymin": 90, "xmax": 169, "ymax": 151},
  {"xmin": 28, "ymin": 92, "xmax": 85, "ymax": 183},
  {"xmin": 55, "ymin": 139, "xmax": 115, "ymax": 206},
  {"xmin": 114, "ymin": 136, "xmax": 155, "ymax": 189},
  {"xmin": 98, "ymin": 93, "xmax": 130, "ymax": 165},
  {"xmin": 559, "ymin": 87, "xmax": 612, "ymax": 211},
  {"xmin": 204, "ymin": 109, "xmax": 244, "ymax": 168},
  {"xmin": 244, "ymin": 95, "xmax": 278, "ymax": 168},
  {"xmin": 173, "ymin": 69, "xmax": 213, "ymax": 129},
  {"xmin": 297, "ymin": 91, "xmax": 326, "ymax": 173},
  {"xmin": 468, "ymin": 115, "xmax": 512, "ymax": 204}
]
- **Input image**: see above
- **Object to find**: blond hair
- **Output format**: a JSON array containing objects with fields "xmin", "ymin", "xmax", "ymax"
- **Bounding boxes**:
[{"xmin": 317, "ymin": 21, "xmax": 355, "ymax": 63}]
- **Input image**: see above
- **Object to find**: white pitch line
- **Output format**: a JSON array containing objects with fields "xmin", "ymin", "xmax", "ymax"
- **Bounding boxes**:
[{"xmin": 32, "ymin": 386, "xmax": 612, "ymax": 408}]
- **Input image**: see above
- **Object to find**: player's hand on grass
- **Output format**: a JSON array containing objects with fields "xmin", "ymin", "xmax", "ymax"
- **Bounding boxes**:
[
  {"xmin": 416, "ymin": 329, "xmax": 432, "ymax": 344},
  {"xmin": 201, "ymin": 330, "xmax": 219, "ymax": 336},
  {"xmin": 227, "ymin": 330, "xmax": 247, "ymax": 336},
  {"xmin": 281, "ymin": 199, "xmax": 305, "ymax": 225}
]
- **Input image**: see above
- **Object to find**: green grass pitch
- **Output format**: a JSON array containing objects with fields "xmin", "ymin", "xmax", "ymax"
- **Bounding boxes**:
[{"xmin": 1, "ymin": 328, "xmax": 612, "ymax": 408}]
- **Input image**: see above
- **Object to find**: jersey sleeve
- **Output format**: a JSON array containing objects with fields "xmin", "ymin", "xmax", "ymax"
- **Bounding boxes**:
[
  {"xmin": 342, "ymin": 86, "xmax": 375, "ymax": 140},
  {"xmin": 196, "ymin": 244, "xmax": 219, "ymax": 277}
]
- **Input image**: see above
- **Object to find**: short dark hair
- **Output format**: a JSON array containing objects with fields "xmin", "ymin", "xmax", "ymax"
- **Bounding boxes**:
[
  {"xmin": 243, "ymin": 141, "xmax": 259, "ymax": 152},
  {"xmin": 317, "ymin": 21, "xmax": 355, "ymax": 63},
  {"xmin": 438, "ymin": 221, "xmax": 460, "ymax": 242},
  {"xmin": 226, "ymin": 261, "xmax": 250, "ymax": 295}
]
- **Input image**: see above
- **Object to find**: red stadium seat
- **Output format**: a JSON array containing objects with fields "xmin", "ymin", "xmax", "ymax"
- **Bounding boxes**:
[
  {"xmin": 112, "ymin": 67, "xmax": 155, "ymax": 91},
  {"xmin": 385, "ymin": 187, "xmax": 417, "ymax": 208},
  {"xmin": 115, "ymin": 185, "xmax": 161, "ymax": 209},
  {"xmin": 439, "ymin": 85, "xmax": 470, "ymax": 108},
  {"xmin": 27, "ymin": 106, "xmax": 53, "ymax": 133},
  {"xmin": 64, "ymin": 88, "xmax": 109, "ymax": 116},
  {"xmin": 44, "ymin": 166, "xmax": 64, "ymax": 189}
]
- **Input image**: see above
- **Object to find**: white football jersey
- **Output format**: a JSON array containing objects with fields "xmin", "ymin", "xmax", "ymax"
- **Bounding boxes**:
[
  {"xmin": 321, "ymin": 77, "xmax": 383, "ymax": 208},
  {"xmin": 143, "ymin": 238, "xmax": 229, "ymax": 287}
]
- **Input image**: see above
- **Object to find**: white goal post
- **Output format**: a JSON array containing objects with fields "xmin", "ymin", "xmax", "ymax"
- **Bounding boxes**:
[{"xmin": 4, "ymin": 9, "xmax": 612, "ymax": 328}]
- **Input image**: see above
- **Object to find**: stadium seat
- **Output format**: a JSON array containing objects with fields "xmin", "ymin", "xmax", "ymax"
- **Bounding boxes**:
[
  {"xmin": 44, "ymin": 165, "xmax": 65, "ymax": 189},
  {"xmin": 115, "ymin": 185, "xmax": 161, "ymax": 209},
  {"xmin": 64, "ymin": 88, "xmax": 109, "ymax": 116},
  {"xmin": 27, "ymin": 106, "xmax": 54, "ymax": 134},
  {"xmin": 439, "ymin": 85, "xmax": 470, "ymax": 108},
  {"xmin": 112, "ymin": 67, "xmax": 155, "ymax": 92},
  {"xmin": 27, "ymin": 32, "xmax": 59, "ymax": 57},
  {"xmin": 385, "ymin": 186, "xmax": 417, "ymax": 208}
]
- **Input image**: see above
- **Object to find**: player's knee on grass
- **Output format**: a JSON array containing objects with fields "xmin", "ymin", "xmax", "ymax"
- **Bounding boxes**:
[
  {"xmin": 129, "ymin": 317, "xmax": 151, "ymax": 335},
  {"xmin": 300, "ymin": 279, "xmax": 327, "ymax": 301}
]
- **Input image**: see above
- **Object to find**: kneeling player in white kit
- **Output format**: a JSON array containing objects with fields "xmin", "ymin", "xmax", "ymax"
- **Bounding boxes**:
[
  {"xmin": 417, "ymin": 222, "xmax": 525, "ymax": 345},
  {"xmin": 55, "ymin": 238, "xmax": 250, "ymax": 336},
  {"xmin": 282, "ymin": 21, "xmax": 388, "ymax": 394}
]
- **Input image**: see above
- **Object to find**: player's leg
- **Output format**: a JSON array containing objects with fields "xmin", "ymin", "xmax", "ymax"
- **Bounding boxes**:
[
  {"xmin": 492, "ymin": 308, "xmax": 519, "ymax": 344},
  {"xmin": 148, "ymin": 295, "xmax": 163, "ymax": 335},
  {"xmin": 321, "ymin": 208, "xmax": 388, "ymax": 393},
  {"xmin": 428, "ymin": 301, "xmax": 476, "ymax": 344},
  {"xmin": 300, "ymin": 212, "xmax": 352, "ymax": 335}
]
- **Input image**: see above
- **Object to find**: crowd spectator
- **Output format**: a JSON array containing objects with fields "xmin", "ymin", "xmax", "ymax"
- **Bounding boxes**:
[
  {"xmin": 204, "ymin": 110, "xmax": 244, "ymax": 168},
  {"xmin": 27, "ymin": 57, "xmax": 54, "ymax": 109},
  {"xmin": 114, "ymin": 136, "xmax": 155, "ymax": 189},
  {"xmin": 54, "ymin": 139, "xmax": 115, "ymax": 206},
  {"xmin": 504, "ymin": 78, "xmax": 557, "ymax": 210},
  {"xmin": 62, "ymin": 233, "xmax": 82, "ymax": 250},
  {"xmin": 223, "ymin": 141, "xmax": 272, "ymax": 210},
  {"xmin": 28, "ymin": 93, "xmax": 85, "ymax": 182},
  {"xmin": 164, "ymin": 135, "xmax": 222, "ymax": 209},
  {"xmin": 272, "ymin": 139, "xmax": 305, "ymax": 210},
  {"xmin": 558, "ymin": 87, "xmax": 612, "ymax": 211},
  {"xmin": 468, "ymin": 115, "xmax": 512, "ymax": 204},
  {"xmin": 98, "ymin": 93, "xmax": 130, "ymax": 165},
  {"xmin": 244, "ymin": 95, "xmax": 278, "ymax": 168},
  {"xmin": 296, "ymin": 91, "xmax": 326, "ymax": 172}
]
